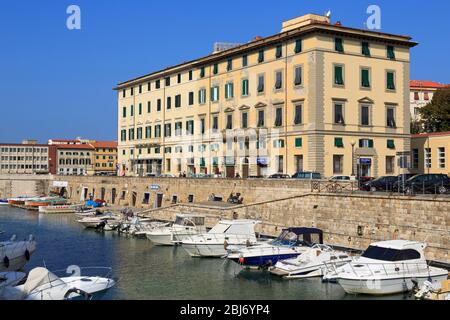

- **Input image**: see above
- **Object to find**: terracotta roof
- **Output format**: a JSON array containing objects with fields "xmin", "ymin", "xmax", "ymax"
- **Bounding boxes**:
[
  {"xmin": 412, "ymin": 131, "xmax": 450, "ymax": 138},
  {"xmin": 90, "ymin": 141, "xmax": 118, "ymax": 149},
  {"xmin": 55, "ymin": 144, "xmax": 95, "ymax": 150},
  {"xmin": 410, "ymin": 80, "xmax": 449, "ymax": 89}
]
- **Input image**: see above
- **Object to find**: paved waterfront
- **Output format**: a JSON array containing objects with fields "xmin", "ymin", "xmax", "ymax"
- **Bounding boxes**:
[{"xmin": 0, "ymin": 206, "xmax": 409, "ymax": 300}]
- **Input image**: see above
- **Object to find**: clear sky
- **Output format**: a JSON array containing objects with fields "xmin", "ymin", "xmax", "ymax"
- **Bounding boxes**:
[{"xmin": 0, "ymin": 0, "xmax": 449, "ymax": 143}]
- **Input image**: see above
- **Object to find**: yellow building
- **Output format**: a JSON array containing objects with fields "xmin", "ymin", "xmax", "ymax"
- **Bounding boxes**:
[
  {"xmin": 115, "ymin": 13, "xmax": 417, "ymax": 178},
  {"xmin": 91, "ymin": 141, "xmax": 118, "ymax": 175},
  {"xmin": 411, "ymin": 132, "xmax": 450, "ymax": 175}
]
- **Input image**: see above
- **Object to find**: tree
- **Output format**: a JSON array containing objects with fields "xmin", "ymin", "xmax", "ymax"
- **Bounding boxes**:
[
  {"xmin": 410, "ymin": 120, "xmax": 422, "ymax": 134},
  {"xmin": 419, "ymin": 88, "xmax": 450, "ymax": 133}
]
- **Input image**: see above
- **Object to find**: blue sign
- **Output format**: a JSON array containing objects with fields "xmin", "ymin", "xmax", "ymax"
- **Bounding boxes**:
[
  {"xmin": 150, "ymin": 184, "xmax": 160, "ymax": 191},
  {"xmin": 257, "ymin": 157, "xmax": 269, "ymax": 166},
  {"xmin": 359, "ymin": 158, "xmax": 372, "ymax": 165}
]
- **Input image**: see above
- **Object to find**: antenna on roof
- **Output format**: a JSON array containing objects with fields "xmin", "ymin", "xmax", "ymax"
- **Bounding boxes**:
[{"xmin": 325, "ymin": 10, "xmax": 332, "ymax": 18}]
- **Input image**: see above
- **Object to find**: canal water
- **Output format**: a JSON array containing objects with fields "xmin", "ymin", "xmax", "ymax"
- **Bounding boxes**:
[{"xmin": 0, "ymin": 206, "xmax": 408, "ymax": 300}]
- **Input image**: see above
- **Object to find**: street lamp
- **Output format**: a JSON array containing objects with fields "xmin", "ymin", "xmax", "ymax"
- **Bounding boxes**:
[{"xmin": 350, "ymin": 140, "xmax": 356, "ymax": 177}]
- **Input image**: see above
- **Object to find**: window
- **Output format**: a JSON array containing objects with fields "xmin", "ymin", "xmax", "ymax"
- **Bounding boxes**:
[
  {"xmin": 334, "ymin": 103, "xmax": 345, "ymax": 125},
  {"xmin": 225, "ymin": 82, "xmax": 234, "ymax": 99},
  {"xmin": 130, "ymin": 87, "xmax": 134, "ymax": 96},
  {"xmin": 147, "ymin": 101, "xmax": 151, "ymax": 113},
  {"xmin": 130, "ymin": 105, "xmax": 134, "ymax": 117},
  {"xmin": 387, "ymin": 45, "xmax": 395, "ymax": 60},
  {"xmin": 257, "ymin": 74, "xmax": 265, "ymax": 93},
  {"xmin": 387, "ymin": 107, "xmax": 396, "ymax": 128},
  {"xmin": 275, "ymin": 71, "xmax": 283, "ymax": 90},
  {"xmin": 276, "ymin": 156, "xmax": 284, "ymax": 173},
  {"xmin": 414, "ymin": 92, "xmax": 419, "ymax": 100},
  {"xmin": 425, "ymin": 148, "xmax": 432, "ymax": 169},
  {"xmin": 413, "ymin": 149, "xmax": 419, "ymax": 169},
  {"xmin": 362, "ymin": 42, "xmax": 370, "ymax": 56},
  {"xmin": 226, "ymin": 114, "xmax": 233, "ymax": 130},
  {"xmin": 200, "ymin": 67, "xmax": 205, "ymax": 78},
  {"xmin": 164, "ymin": 124, "xmax": 172, "ymax": 137},
  {"xmin": 212, "ymin": 116, "xmax": 218, "ymax": 131},
  {"xmin": 138, "ymin": 84, "xmax": 142, "ymax": 94},
  {"xmin": 438, "ymin": 147, "xmax": 446, "ymax": 169},
  {"xmin": 424, "ymin": 92, "xmax": 430, "ymax": 101},
  {"xmin": 242, "ymin": 79, "xmax": 249, "ymax": 97},
  {"xmin": 359, "ymin": 139, "xmax": 374, "ymax": 148},
  {"xmin": 177, "ymin": 73, "xmax": 181, "ymax": 84},
  {"xmin": 295, "ymin": 138, "xmax": 302, "ymax": 148},
  {"xmin": 122, "ymin": 89, "xmax": 126, "ymax": 98},
  {"xmin": 361, "ymin": 68, "xmax": 371, "ymax": 88},
  {"xmin": 145, "ymin": 126, "xmax": 151, "ymax": 139},
  {"xmin": 189, "ymin": 92, "xmax": 194, "ymax": 105},
  {"xmin": 200, "ymin": 118, "xmax": 205, "ymax": 135},
  {"xmin": 155, "ymin": 80, "xmax": 160, "ymax": 89},
  {"xmin": 213, "ymin": 63, "xmax": 218, "ymax": 75},
  {"xmin": 361, "ymin": 105, "xmax": 370, "ymax": 126},
  {"xmin": 155, "ymin": 125, "xmax": 161, "ymax": 138},
  {"xmin": 386, "ymin": 156, "xmax": 395, "ymax": 174},
  {"xmin": 335, "ymin": 38, "xmax": 344, "ymax": 53},
  {"xmin": 166, "ymin": 96, "xmax": 171, "ymax": 109},
  {"xmin": 165, "ymin": 77, "xmax": 170, "ymax": 86},
  {"xmin": 186, "ymin": 120, "xmax": 194, "ymax": 135},
  {"xmin": 241, "ymin": 112, "xmax": 248, "ymax": 128},
  {"xmin": 275, "ymin": 107, "xmax": 283, "ymax": 127},
  {"xmin": 157, "ymin": 99, "xmax": 161, "ymax": 111},
  {"xmin": 258, "ymin": 49, "xmax": 264, "ymax": 63},
  {"xmin": 387, "ymin": 71, "xmax": 396, "ymax": 90},
  {"xmin": 122, "ymin": 106, "xmax": 126, "ymax": 118},
  {"xmin": 335, "ymin": 138, "xmax": 344, "ymax": 148},
  {"xmin": 138, "ymin": 103, "xmax": 142, "ymax": 115},
  {"xmin": 137, "ymin": 127, "xmax": 143, "ymax": 139},
  {"xmin": 199, "ymin": 88, "xmax": 206, "ymax": 104},
  {"xmin": 334, "ymin": 65, "xmax": 344, "ymax": 86},
  {"xmin": 294, "ymin": 105, "xmax": 302, "ymax": 125},
  {"xmin": 175, "ymin": 94, "xmax": 181, "ymax": 108},
  {"xmin": 276, "ymin": 44, "xmax": 282, "ymax": 59},
  {"xmin": 333, "ymin": 155, "xmax": 343, "ymax": 174},
  {"xmin": 294, "ymin": 39, "xmax": 302, "ymax": 53},
  {"xmin": 257, "ymin": 110, "xmax": 265, "ymax": 127},
  {"xmin": 189, "ymin": 70, "xmax": 193, "ymax": 81},
  {"xmin": 294, "ymin": 66, "xmax": 302, "ymax": 86},
  {"xmin": 242, "ymin": 54, "xmax": 248, "ymax": 67},
  {"xmin": 147, "ymin": 82, "xmax": 151, "ymax": 91},
  {"xmin": 128, "ymin": 128, "xmax": 135, "ymax": 140},
  {"xmin": 211, "ymin": 86, "xmax": 219, "ymax": 102},
  {"xmin": 387, "ymin": 140, "xmax": 395, "ymax": 149},
  {"xmin": 227, "ymin": 58, "xmax": 233, "ymax": 71},
  {"xmin": 273, "ymin": 139, "xmax": 285, "ymax": 148},
  {"xmin": 362, "ymin": 246, "xmax": 421, "ymax": 261},
  {"xmin": 175, "ymin": 122, "xmax": 182, "ymax": 136},
  {"xmin": 121, "ymin": 130, "xmax": 127, "ymax": 142}
]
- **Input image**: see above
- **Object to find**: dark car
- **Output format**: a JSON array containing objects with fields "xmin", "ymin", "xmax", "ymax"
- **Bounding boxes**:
[
  {"xmin": 292, "ymin": 172, "xmax": 322, "ymax": 180},
  {"xmin": 358, "ymin": 176, "xmax": 375, "ymax": 185},
  {"xmin": 269, "ymin": 173, "xmax": 291, "ymax": 179},
  {"xmin": 401, "ymin": 174, "xmax": 450, "ymax": 195},
  {"xmin": 362, "ymin": 176, "xmax": 398, "ymax": 192},
  {"xmin": 392, "ymin": 174, "xmax": 417, "ymax": 192}
]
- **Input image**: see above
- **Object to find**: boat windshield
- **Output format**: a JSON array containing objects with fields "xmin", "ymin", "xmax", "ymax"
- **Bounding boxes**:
[
  {"xmin": 271, "ymin": 231, "xmax": 300, "ymax": 247},
  {"xmin": 361, "ymin": 246, "xmax": 421, "ymax": 261}
]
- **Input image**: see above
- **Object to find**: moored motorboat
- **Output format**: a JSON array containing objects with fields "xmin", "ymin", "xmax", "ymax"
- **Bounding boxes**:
[
  {"xmin": 0, "ymin": 199, "xmax": 9, "ymax": 206},
  {"xmin": 77, "ymin": 213, "xmax": 121, "ymax": 229},
  {"xmin": 269, "ymin": 244, "xmax": 352, "ymax": 279},
  {"xmin": 146, "ymin": 214, "xmax": 207, "ymax": 246},
  {"xmin": 7, "ymin": 196, "xmax": 38, "ymax": 206},
  {"xmin": 227, "ymin": 228, "xmax": 324, "ymax": 269},
  {"xmin": 39, "ymin": 204, "xmax": 82, "ymax": 214},
  {"xmin": 25, "ymin": 197, "xmax": 67, "ymax": 208},
  {"xmin": 0, "ymin": 235, "xmax": 37, "ymax": 272},
  {"xmin": 181, "ymin": 219, "xmax": 260, "ymax": 258},
  {"xmin": 323, "ymin": 240, "xmax": 449, "ymax": 295}
]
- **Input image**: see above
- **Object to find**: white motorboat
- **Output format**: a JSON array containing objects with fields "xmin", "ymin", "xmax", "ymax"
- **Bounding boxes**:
[
  {"xmin": 269, "ymin": 244, "xmax": 352, "ymax": 279},
  {"xmin": 74, "ymin": 208, "xmax": 100, "ymax": 217},
  {"xmin": 323, "ymin": 240, "xmax": 449, "ymax": 295},
  {"xmin": 146, "ymin": 214, "xmax": 207, "ymax": 246},
  {"xmin": 0, "ymin": 235, "xmax": 37, "ymax": 272},
  {"xmin": 77, "ymin": 213, "xmax": 121, "ymax": 229},
  {"xmin": 227, "ymin": 228, "xmax": 324, "ymax": 269},
  {"xmin": 181, "ymin": 219, "xmax": 260, "ymax": 258},
  {"xmin": 39, "ymin": 204, "xmax": 82, "ymax": 214},
  {"xmin": 0, "ymin": 267, "xmax": 116, "ymax": 300}
]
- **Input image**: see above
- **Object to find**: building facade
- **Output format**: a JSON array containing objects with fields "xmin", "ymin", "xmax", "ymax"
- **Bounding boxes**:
[
  {"xmin": 55, "ymin": 144, "xmax": 95, "ymax": 176},
  {"xmin": 410, "ymin": 80, "xmax": 448, "ymax": 120},
  {"xmin": 116, "ymin": 13, "xmax": 417, "ymax": 178},
  {"xmin": 411, "ymin": 132, "xmax": 450, "ymax": 176},
  {"xmin": 92, "ymin": 141, "xmax": 118, "ymax": 175},
  {"xmin": 0, "ymin": 140, "xmax": 56, "ymax": 174}
]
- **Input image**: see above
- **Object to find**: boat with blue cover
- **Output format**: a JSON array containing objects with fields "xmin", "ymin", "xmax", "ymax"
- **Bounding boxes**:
[{"xmin": 227, "ymin": 228, "xmax": 324, "ymax": 269}]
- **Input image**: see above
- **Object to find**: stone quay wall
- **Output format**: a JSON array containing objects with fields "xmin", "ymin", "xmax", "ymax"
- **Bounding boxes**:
[{"xmin": 0, "ymin": 174, "xmax": 52, "ymax": 198}]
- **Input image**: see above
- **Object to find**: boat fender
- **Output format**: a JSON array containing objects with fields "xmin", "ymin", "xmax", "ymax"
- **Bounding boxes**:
[
  {"xmin": 239, "ymin": 257, "xmax": 245, "ymax": 265},
  {"xmin": 25, "ymin": 249, "xmax": 30, "ymax": 261},
  {"xmin": 224, "ymin": 240, "xmax": 229, "ymax": 250},
  {"xmin": 3, "ymin": 256, "xmax": 9, "ymax": 268}
]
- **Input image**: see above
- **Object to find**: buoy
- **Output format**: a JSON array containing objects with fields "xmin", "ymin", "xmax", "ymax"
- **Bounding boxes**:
[{"xmin": 239, "ymin": 257, "xmax": 245, "ymax": 265}]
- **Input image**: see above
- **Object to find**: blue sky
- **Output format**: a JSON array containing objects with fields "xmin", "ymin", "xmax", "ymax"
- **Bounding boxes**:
[{"xmin": 0, "ymin": 0, "xmax": 449, "ymax": 143}]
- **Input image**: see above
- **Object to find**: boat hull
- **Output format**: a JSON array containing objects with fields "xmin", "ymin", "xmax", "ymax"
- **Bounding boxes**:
[
  {"xmin": 229, "ymin": 253, "xmax": 301, "ymax": 268},
  {"xmin": 146, "ymin": 233, "xmax": 174, "ymax": 246},
  {"xmin": 182, "ymin": 243, "xmax": 229, "ymax": 258},
  {"xmin": 0, "ymin": 244, "xmax": 36, "ymax": 273}
]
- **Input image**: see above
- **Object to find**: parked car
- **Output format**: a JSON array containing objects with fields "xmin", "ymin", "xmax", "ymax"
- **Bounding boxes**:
[
  {"xmin": 400, "ymin": 174, "xmax": 450, "ymax": 195},
  {"xmin": 268, "ymin": 173, "xmax": 291, "ymax": 179},
  {"xmin": 145, "ymin": 173, "xmax": 157, "ymax": 178},
  {"xmin": 361, "ymin": 176, "xmax": 398, "ymax": 192},
  {"xmin": 292, "ymin": 172, "xmax": 322, "ymax": 180},
  {"xmin": 392, "ymin": 174, "xmax": 417, "ymax": 192},
  {"xmin": 329, "ymin": 175, "xmax": 351, "ymax": 181},
  {"xmin": 158, "ymin": 173, "xmax": 176, "ymax": 178},
  {"xmin": 358, "ymin": 176, "xmax": 375, "ymax": 185}
]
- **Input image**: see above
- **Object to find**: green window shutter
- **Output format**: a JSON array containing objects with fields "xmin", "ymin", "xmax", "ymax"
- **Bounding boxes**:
[
  {"xmin": 276, "ymin": 44, "xmax": 282, "ymax": 58},
  {"xmin": 227, "ymin": 59, "xmax": 232, "ymax": 71},
  {"xmin": 387, "ymin": 140, "xmax": 395, "ymax": 149},
  {"xmin": 122, "ymin": 107, "xmax": 126, "ymax": 118},
  {"xmin": 242, "ymin": 54, "xmax": 248, "ymax": 67},
  {"xmin": 335, "ymin": 138, "xmax": 344, "ymax": 148},
  {"xmin": 335, "ymin": 38, "xmax": 344, "ymax": 52},
  {"xmin": 295, "ymin": 138, "xmax": 302, "ymax": 148},
  {"xmin": 335, "ymin": 66, "xmax": 344, "ymax": 85},
  {"xmin": 361, "ymin": 69, "xmax": 370, "ymax": 87},
  {"xmin": 387, "ymin": 72, "xmax": 395, "ymax": 90},
  {"xmin": 258, "ymin": 50, "xmax": 264, "ymax": 63},
  {"xmin": 242, "ymin": 79, "xmax": 248, "ymax": 96},
  {"xmin": 362, "ymin": 42, "xmax": 370, "ymax": 56},
  {"xmin": 213, "ymin": 63, "xmax": 218, "ymax": 74},
  {"xmin": 130, "ymin": 105, "xmax": 134, "ymax": 116},
  {"xmin": 368, "ymin": 140, "xmax": 374, "ymax": 148},
  {"xmin": 200, "ymin": 158, "xmax": 206, "ymax": 167},
  {"xmin": 139, "ymin": 103, "xmax": 142, "ymax": 115},
  {"xmin": 387, "ymin": 46, "xmax": 395, "ymax": 60},
  {"xmin": 200, "ymin": 67, "xmax": 205, "ymax": 78},
  {"xmin": 294, "ymin": 39, "xmax": 302, "ymax": 53}
]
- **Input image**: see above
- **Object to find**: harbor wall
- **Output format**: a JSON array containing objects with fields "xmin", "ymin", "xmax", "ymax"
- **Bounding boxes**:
[{"xmin": 0, "ymin": 174, "xmax": 52, "ymax": 198}]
